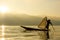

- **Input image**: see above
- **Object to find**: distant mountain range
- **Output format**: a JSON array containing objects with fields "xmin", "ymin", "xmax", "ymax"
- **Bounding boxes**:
[{"xmin": 0, "ymin": 13, "xmax": 60, "ymax": 25}]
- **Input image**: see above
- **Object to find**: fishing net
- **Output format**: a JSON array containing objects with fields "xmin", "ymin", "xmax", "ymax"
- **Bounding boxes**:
[{"xmin": 38, "ymin": 17, "xmax": 47, "ymax": 29}]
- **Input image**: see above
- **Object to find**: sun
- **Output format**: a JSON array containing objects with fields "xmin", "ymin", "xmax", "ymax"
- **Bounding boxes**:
[{"xmin": 0, "ymin": 6, "xmax": 8, "ymax": 13}]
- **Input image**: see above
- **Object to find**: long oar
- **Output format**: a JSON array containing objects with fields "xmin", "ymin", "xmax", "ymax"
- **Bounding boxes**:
[
  {"xmin": 51, "ymin": 25, "xmax": 55, "ymax": 32},
  {"xmin": 50, "ymin": 25, "xmax": 55, "ymax": 39}
]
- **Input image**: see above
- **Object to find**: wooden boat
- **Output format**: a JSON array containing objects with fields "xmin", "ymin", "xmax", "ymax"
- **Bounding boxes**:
[{"xmin": 20, "ymin": 17, "xmax": 54, "ymax": 40}]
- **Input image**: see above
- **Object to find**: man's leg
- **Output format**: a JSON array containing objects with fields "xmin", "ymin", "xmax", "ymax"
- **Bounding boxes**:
[{"xmin": 47, "ymin": 31, "xmax": 49, "ymax": 39}]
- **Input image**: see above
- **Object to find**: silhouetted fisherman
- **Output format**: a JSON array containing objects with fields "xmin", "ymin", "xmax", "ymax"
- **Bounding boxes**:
[{"xmin": 46, "ymin": 19, "xmax": 53, "ymax": 39}]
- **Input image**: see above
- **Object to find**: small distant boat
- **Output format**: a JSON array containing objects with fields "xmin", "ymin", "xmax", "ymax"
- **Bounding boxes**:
[{"xmin": 20, "ymin": 17, "xmax": 54, "ymax": 40}]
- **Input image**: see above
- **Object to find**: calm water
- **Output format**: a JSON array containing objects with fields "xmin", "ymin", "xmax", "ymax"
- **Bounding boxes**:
[{"xmin": 0, "ymin": 25, "xmax": 60, "ymax": 40}]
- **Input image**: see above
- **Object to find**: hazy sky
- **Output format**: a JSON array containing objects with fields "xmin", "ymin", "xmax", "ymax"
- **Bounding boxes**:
[
  {"xmin": 0, "ymin": 0, "xmax": 60, "ymax": 17},
  {"xmin": 0, "ymin": 0, "xmax": 60, "ymax": 25}
]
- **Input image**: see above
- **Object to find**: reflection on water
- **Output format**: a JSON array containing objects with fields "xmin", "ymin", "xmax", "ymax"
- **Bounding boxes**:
[
  {"xmin": 0, "ymin": 25, "xmax": 5, "ymax": 40},
  {"xmin": 2, "ymin": 25, "xmax": 5, "ymax": 40},
  {"xmin": 0, "ymin": 25, "xmax": 60, "ymax": 40}
]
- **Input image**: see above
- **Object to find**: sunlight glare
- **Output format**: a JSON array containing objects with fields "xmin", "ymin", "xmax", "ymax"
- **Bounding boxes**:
[
  {"xmin": 2, "ymin": 38, "xmax": 5, "ymax": 40},
  {"xmin": 2, "ymin": 25, "xmax": 5, "ymax": 40}
]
